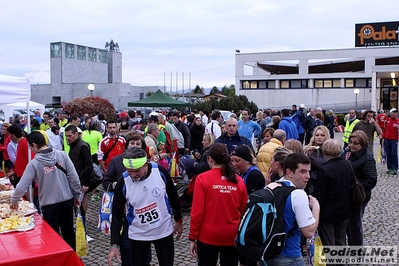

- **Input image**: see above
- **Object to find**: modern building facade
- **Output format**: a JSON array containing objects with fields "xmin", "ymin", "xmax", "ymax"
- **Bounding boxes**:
[
  {"xmin": 31, "ymin": 41, "xmax": 161, "ymax": 109},
  {"xmin": 235, "ymin": 46, "xmax": 399, "ymax": 112}
]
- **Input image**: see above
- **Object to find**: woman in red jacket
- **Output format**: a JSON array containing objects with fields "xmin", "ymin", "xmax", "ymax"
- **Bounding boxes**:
[
  {"xmin": 0, "ymin": 123, "xmax": 12, "ymax": 175},
  {"xmin": 189, "ymin": 143, "xmax": 248, "ymax": 266}
]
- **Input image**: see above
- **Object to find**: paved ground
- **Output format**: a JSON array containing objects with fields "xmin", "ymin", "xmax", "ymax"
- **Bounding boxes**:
[{"xmin": 81, "ymin": 132, "xmax": 399, "ymax": 265}]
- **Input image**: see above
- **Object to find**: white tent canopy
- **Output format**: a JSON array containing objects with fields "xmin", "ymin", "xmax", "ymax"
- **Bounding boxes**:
[
  {"xmin": 0, "ymin": 74, "xmax": 31, "ymax": 104},
  {"xmin": 0, "ymin": 101, "xmax": 45, "ymax": 122}
]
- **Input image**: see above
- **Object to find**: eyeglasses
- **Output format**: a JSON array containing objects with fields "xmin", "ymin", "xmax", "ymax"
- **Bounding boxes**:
[{"xmin": 349, "ymin": 141, "xmax": 360, "ymax": 145}]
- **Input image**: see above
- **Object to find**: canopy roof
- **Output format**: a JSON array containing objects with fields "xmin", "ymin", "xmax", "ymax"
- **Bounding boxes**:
[
  {"xmin": 0, "ymin": 74, "xmax": 31, "ymax": 104},
  {"xmin": 128, "ymin": 90, "xmax": 190, "ymax": 107}
]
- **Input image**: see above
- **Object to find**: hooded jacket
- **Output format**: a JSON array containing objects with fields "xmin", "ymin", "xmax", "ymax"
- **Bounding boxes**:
[{"xmin": 11, "ymin": 147, "xmax": 81, "ymax": 206}]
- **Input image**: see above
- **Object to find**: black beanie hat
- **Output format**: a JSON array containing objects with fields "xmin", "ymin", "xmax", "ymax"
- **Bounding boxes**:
[{"xmin": 231, "ymin": 146, "xmax": 253, "ymax": 162}]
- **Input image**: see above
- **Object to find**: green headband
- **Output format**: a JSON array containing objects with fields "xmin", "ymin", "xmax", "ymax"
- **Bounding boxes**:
[{"xmin": 123, "ymin": 157, "xmax": 147, "ymax": 169}]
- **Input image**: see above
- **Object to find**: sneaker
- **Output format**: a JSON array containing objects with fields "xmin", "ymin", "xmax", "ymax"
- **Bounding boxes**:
[
  {"xmin": 387, "ymin": 170, "xmax": 394, "ymax": 174},
  {"xmin": 86, "ymin": 235, "xmax": 94, "ymax": 242},
  {"xmin": 393, "ymin": 170, "xmax": 398, "ymax": 175}
]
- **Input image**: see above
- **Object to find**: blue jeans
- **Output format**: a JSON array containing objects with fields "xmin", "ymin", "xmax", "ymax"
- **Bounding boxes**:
[
  {"xmin": 384, "ymin": 139, "xmax": 398, "ymax": 171},
  {"xmin": 265, "ymin": 255, "xmax": 305, "ymax": 266}
]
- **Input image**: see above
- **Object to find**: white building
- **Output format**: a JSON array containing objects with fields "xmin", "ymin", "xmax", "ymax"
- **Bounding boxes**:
[{"xmin": 235, "ymin": 46, "xmax": 399, "ymax": 112}]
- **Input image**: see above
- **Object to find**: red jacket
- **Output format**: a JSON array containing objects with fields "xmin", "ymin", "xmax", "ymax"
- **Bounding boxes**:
[
  {"xmin": 382, "ymin": 117, "xmax": 399, "ymax": 140},
  {"xmin": 14, "ymin": 138, "xmax": 35, "ymax": 177},
  {"xmin": 0, "ymin": 134, "xmax": 11, "ymax": 160},
  {"xmin": 189, "ymin": 168, "xmax": 248, "ymax": 246},
  {"xmin": 377, "ymin": 113, "xmax": 387, "ymax": 130}
]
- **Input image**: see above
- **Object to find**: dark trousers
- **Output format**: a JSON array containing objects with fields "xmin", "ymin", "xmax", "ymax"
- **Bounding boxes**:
[
  {"xmin": 305, "ymin": 132, "xmax": 312, "ymax": 145},
  {"xmin": 121, "ymin": 218, "xmax": 132, "ymax": 266},
  {"xmin": 384, "ymin": 139, "xmax": 398, "ymax": 171},
  {"xmin": 129, "ymin": 233, "xmax": 174, "ymax": 266},
  {"xmin": 318, "ymin": 219, "xmax": 348, "ymax": 246},
  {"xmin": 347, "ymin": 202, "xmax": 368, "ymax": 246},
  {"xmin": 298, "ymin": 133, "xmax": 305, "ymax": 145},
  {"xmin": 197, "ymin": 241, "xmax": 239, "ymax": 266},
  {"xmin": 42, "ymin": 198, "xmax": 75, "ymax": 250}
]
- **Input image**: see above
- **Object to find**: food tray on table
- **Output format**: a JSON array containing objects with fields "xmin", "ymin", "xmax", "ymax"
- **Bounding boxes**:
[
  {"xmin": 0, "ymin": 215, "xmax": 35, "ymax": 234},
  {"xmin": 0, "ymin": 201, "xmax": 37, "ymax": 234}
]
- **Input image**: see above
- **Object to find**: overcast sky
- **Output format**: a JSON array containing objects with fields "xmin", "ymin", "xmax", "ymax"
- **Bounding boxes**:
[{"xmin": 1, "ymin": 0, "xmax": 398, "ymax": 91}]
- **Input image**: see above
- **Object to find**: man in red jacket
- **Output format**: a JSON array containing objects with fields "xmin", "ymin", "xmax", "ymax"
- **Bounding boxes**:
[{"xmin": 382, "ymin": 108, "xmax": 399, "ymax": 175}]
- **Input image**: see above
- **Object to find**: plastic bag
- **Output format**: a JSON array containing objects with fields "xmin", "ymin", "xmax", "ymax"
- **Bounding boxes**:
[
  {"xmin": 98, "ymin": 191, "xmax": 113, "ymax": 235},
  {"xmin": 76, "ymin": 209, "xmax": 87, "ymax": 257},
  {"xmin": 309, "ymin": 233, "xmax": 326, "ymax": 266}
]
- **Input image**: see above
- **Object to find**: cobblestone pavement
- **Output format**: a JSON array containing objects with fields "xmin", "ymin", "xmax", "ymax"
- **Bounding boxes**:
[{"xmin": 81, "ymin": 133, "xmax": 399, "ymax": 266}]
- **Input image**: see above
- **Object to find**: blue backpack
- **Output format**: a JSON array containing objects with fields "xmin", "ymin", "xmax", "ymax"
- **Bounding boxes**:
[{"xmin": 236, "ymin": 182, "xmax": 297, "ymax": 263}]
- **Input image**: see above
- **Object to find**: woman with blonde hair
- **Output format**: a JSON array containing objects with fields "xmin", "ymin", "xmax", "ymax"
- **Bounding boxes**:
[
  {"xmin": 193, "ymin": 133, "xmax": 216, "ymax": 175},
  {"xmin": 266, "ymin": 146, "xmax": 292, "ymax": 183},
  {"xmin": 304, "ymin": 125, "xmax": 330, "ymax": 195}
]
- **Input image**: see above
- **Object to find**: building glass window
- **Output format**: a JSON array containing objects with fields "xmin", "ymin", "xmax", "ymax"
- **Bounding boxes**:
[
  {"xmin": 99, "ymin": 50, "xmax": 108, "ymax": 63},
  {"xmin": 280, "ymin": 80, "xmax": 289, "ymax": 88},
  {"xmin": 52, "ymin": 96, "xmax": 61, "ymax": 105},
  {"xmin": 65, "ymin": 43, "xmax": 74, "ymax": 59},
  {"xmin": 368, "ymin": 79, "xmax": 372, "ymax": 88},
  {"xmin": 242, "ymin": 81, "xmax": 250, "ymax": 89},
  {"xmin": 315, "ymin": 80, "xmax": 323, "ymax": 88},
  {"xmin": 77, "ymin": 46, "xmax": 86, "ymax": 60},
  {"xmin": 291, "ymin": 80, "xmax": 301, "ymax": 88},
  {"xmin": 268, "ymin": 80, "xmax": 275, "ymax": 88},
  {"xmin": 333, "ymin": 79, "xmax": 341, "ymax": 88},
  {"xmin": 258, "ymin": 81, "xmax": 266, "ymax": 88},
  {"xmin": 324, "ymin": 80, "xmax": 332, "ymax": 88},
  {"xmin": 250, "ymin": 81, "xmax": 257, "ymax": 89},
  {"xmin": 355, "ymin": 78, "xmax": 367, "ymax": 87},
  {"xmin": 88, "ymin": 48, "xmax": 97, "ymax": 62},
  {"xmin": 301, "ymin": 80, "xmax": 308, "ymax": 88},
  {"xmin": 50, "ymin": 43, "xmax": 61, "ymax": 58},
  {"xmin": 345, "ymin": 79, "xmax": 354, "ymax": 87}
]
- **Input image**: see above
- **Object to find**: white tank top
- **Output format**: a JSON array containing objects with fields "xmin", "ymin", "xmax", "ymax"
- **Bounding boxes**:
[{"xmin": 124, "ymin": 163, "xmax": 173, "ymax": 241}]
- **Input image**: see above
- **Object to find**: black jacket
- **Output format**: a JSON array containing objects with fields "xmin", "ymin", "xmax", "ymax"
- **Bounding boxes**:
[
  {"xmin": 313, "ymin": 157, "xmax": 352, "ymax": 222},
  {"xmin": 190, "ymin": 124, "xmax": 205, "ymax": 151},
  {"xmin": 194, "ymin": 147, "xmax": 210, "ymax": 175},
  {"xmin": 68, "ymin": 137, "xmax": 93, "ymax": 186},
  {"xmin": 347, "ymin": 147, "xmax": 377, "ymax": 203}
]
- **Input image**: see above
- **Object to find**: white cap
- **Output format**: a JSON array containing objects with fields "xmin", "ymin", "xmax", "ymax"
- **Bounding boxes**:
[
  {"xmin": 390, "ymin": 108, "xmax": 397, "ymax": 113},
  {"xmin": 299, "ymin": 104, "xmax": 306, "ymax": 109}
]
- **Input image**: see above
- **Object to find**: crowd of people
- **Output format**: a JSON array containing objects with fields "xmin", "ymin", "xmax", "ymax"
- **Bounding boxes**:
[{"xmin": 0, "ymin": 104, "xmax": 390, "ymax": 266}]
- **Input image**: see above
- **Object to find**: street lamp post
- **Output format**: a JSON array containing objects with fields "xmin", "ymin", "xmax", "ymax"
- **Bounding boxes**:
[
  {"xmin": 88, "ymin": 84, "xmax": 95, "ymax": 97},
  {"xmin": 354, "ymin": 88, "xmax": 359, "ymax": 111}
]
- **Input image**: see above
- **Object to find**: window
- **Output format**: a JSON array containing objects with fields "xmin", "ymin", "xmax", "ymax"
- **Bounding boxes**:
[
  {"xmin": 345, "ymin": 79, "xmax": 354, "ymax": 87},
  {"xmin": 315, "ymin": 80, "xmax": 323, "ymax": 88},
  {"xmin": 52, "ymin": 96, "xmax": 61, "ymax": 105},
  {"xmin": 250, "ymin": 81, "xmax": 257, "ymax": 89},
  {"xmin": 99, "ymin": 50, "xmax": 108, "ymax": 63},
  {"xmin": 88, "ymin": 48, "xmax": 97, "ymax": 62},
  {"xmin": 258, "ymin": 81, "xmax": 266, "ymax": 88},
  {"xmin": 333, "ymin": 79, "xmax": 341, "ymax": 88},
  {"xmin": 65, "ymin": 43, "xmax": 74, "ymax": 59},
  {"xmin": 77, "ymin": 46, "xmax": 86, "ymax": 60},
  {"xmin": 291, "ymin": 80, "xmax": 301, "ymax": 88},
  {"xmin": 242, "ymin": 81, "xmax": 250, "ymax": 89},
  {"xmin": 355, "ymin": 78, "xmax": 367, "ymax": 87},
  {"xmin": 280, "ymin": 80, "xmax": 289, "ymax": 88},
  {"xmin": 268, "ymin": 80, "xmax": 275, "ymax": 88},
  {"xmin": 50, "ymin": 43, "xmax": 61, "ymax": 58}
]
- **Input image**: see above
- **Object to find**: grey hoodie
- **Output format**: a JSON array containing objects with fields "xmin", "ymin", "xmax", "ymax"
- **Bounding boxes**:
[{"xmin": 11, "ymin": 147, "xmax": 81, "ymax": 206}]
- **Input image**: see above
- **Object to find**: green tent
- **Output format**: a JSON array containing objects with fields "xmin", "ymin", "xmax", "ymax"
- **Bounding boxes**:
[{"xmin": 127, "ymin": 89, "xmax": 190, "ymax": 107}]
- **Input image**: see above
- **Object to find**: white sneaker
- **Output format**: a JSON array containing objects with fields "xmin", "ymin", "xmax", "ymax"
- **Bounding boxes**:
[{"xmin": 86, "ymin": 235, "xmax": 94, "ymax": 242}]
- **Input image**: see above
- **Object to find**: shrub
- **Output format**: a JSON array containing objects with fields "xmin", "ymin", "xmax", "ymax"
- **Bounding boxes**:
[{"xmin": 63, "ymin": 96, "xmax": 116, "ymax": 121}]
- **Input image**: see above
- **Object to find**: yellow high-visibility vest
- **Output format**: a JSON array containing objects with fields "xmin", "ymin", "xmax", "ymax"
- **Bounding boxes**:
[{"xmin": 342, "ymin": 119, "xmax": 359, "ymax": 143}]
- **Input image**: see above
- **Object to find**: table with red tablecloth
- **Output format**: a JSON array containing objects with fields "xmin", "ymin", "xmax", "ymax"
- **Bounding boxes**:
[{"xmin": 0, "ymin": 213, "xmax": 84, "ymax": 266}]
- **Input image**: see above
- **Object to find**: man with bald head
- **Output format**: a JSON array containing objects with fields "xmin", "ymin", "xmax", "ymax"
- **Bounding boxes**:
[
  {"xmin": 256, "ymin": 129, "xmax": 286, "ymax": 182},
  {"xmin": 215, "ymin": 118, "xmax": 253, "ymax": 154}
]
